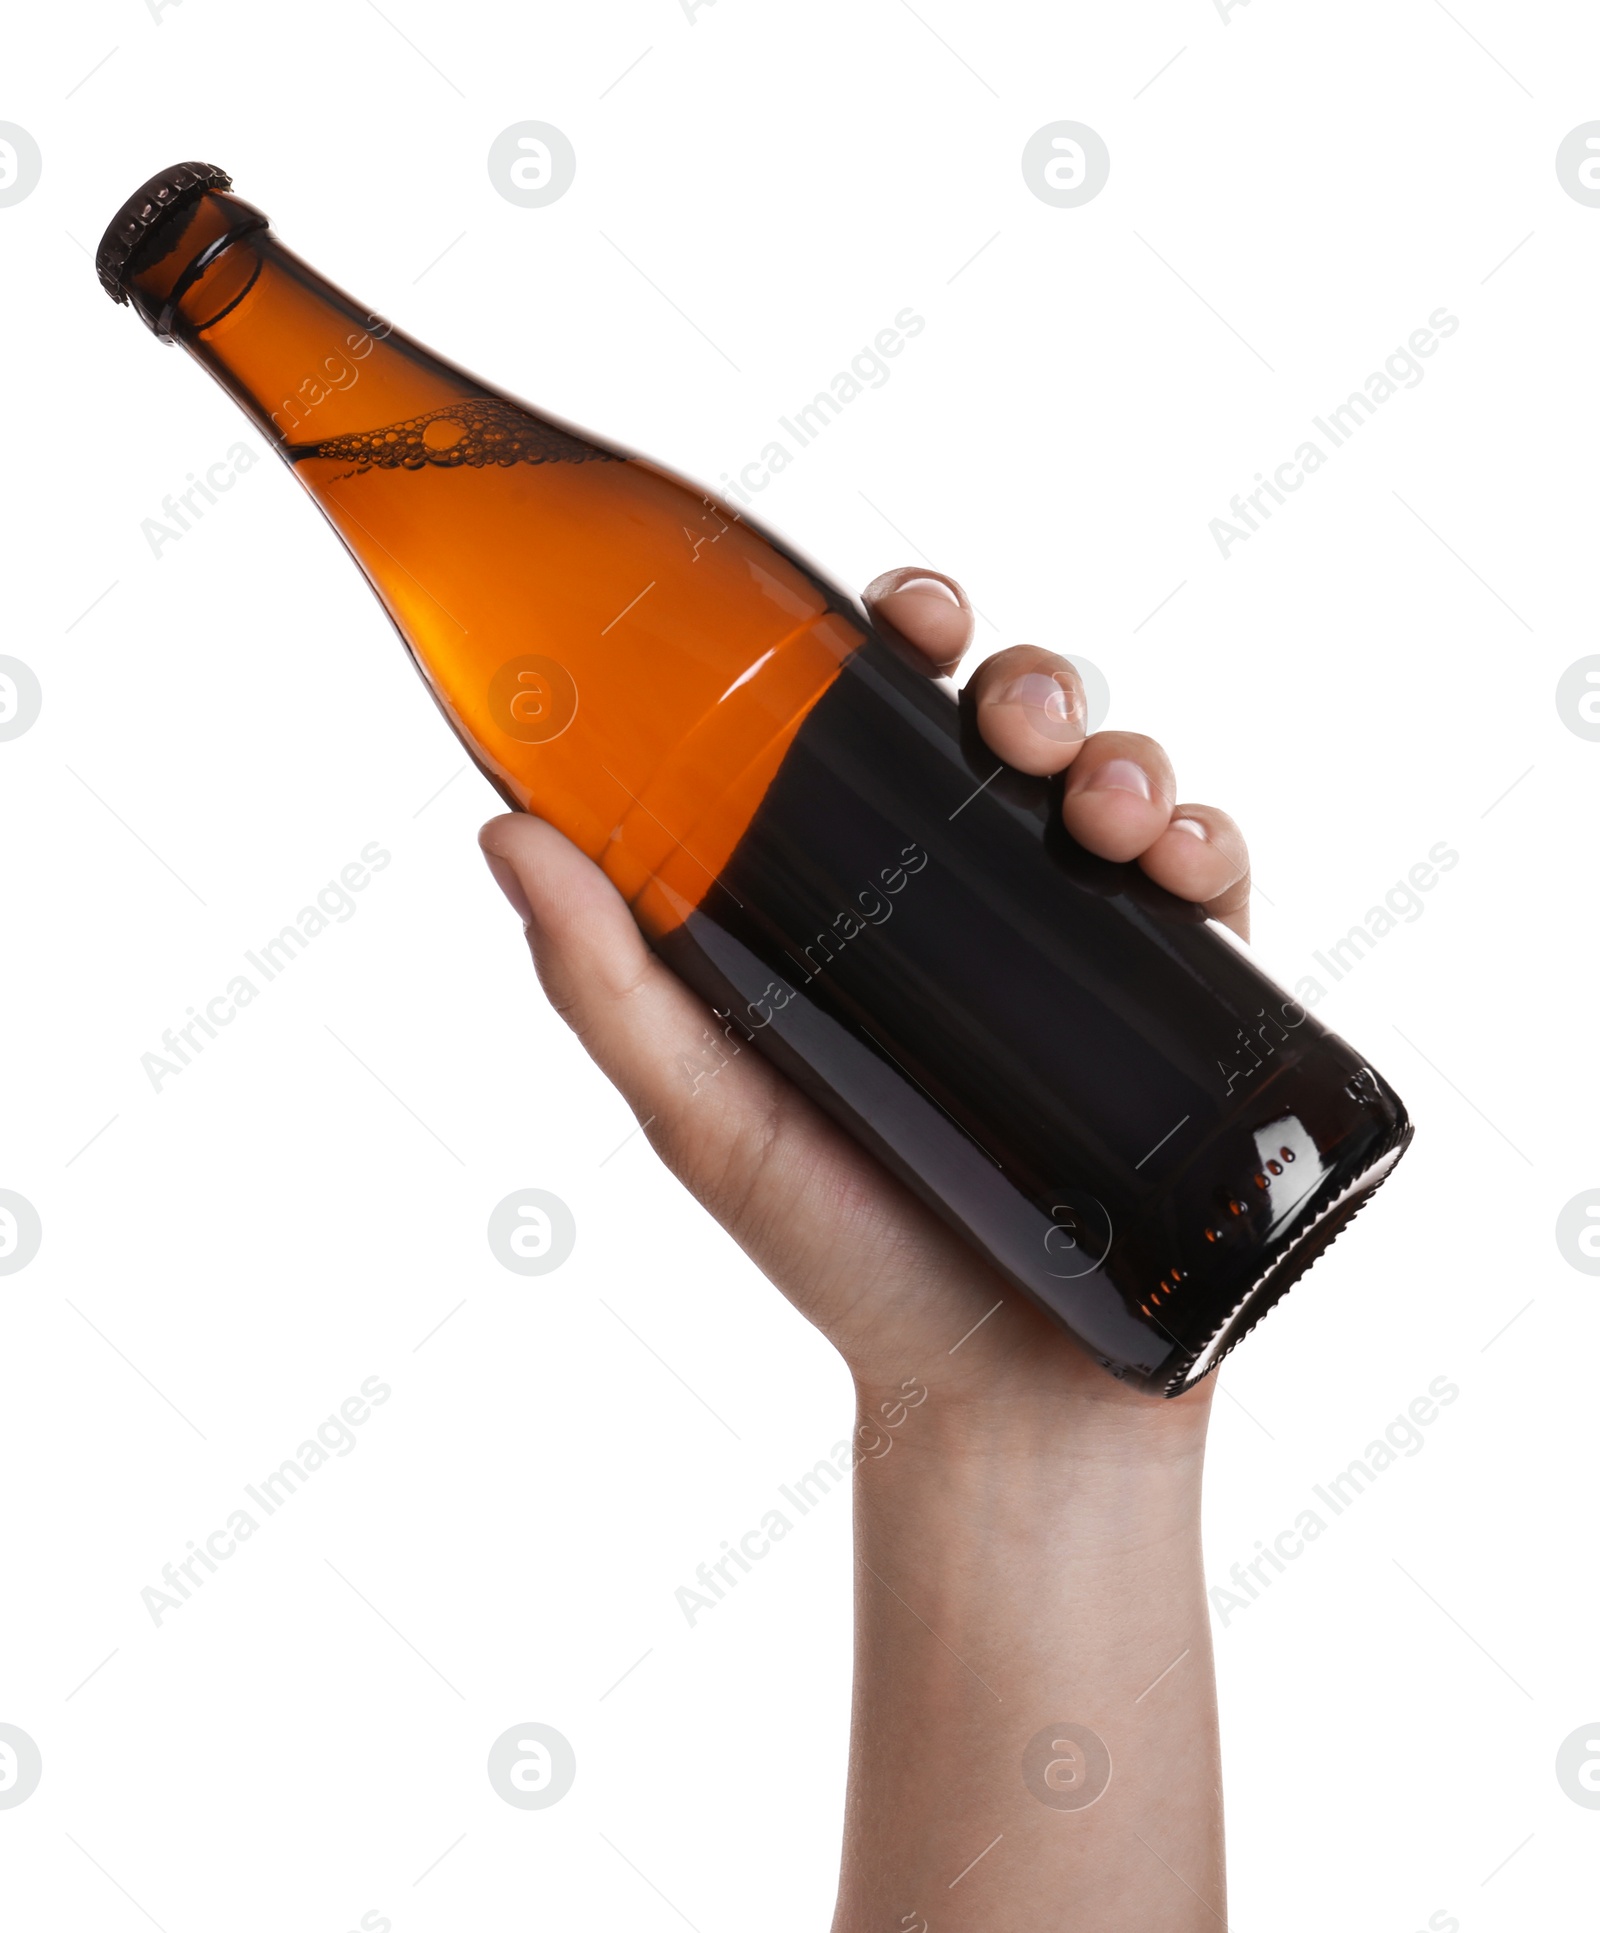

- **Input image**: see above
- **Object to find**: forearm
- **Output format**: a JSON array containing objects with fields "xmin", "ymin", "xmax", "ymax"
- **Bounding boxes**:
[{"xmin": 832, "ymin": 1392, "xmax": 1223, "ymax": 1931}]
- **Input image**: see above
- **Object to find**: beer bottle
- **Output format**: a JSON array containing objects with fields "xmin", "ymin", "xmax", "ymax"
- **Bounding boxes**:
[{"xmin": 97, "ymin": 163, "xmax": 1413, "ymax": 1394}]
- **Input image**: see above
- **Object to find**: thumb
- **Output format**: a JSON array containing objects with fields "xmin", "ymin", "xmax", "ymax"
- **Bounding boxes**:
[
  {"xmin": 476, "ymin": 813, "xmax": 1025, "ymax": 1375},
  {"xmin": 477, "ymin": 812, "xmax": 803, "ymax": 1223}
]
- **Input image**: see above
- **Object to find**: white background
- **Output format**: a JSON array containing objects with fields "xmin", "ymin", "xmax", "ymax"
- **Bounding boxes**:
[{"xmin": 1, "ymin": 2, "xmax": 1596, "ymax": 1928}]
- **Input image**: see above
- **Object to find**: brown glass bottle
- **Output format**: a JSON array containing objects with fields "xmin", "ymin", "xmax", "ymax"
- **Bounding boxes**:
[{"xmin": 98, "ymin": 163, "xmax": 1412, "ymax": 1395}]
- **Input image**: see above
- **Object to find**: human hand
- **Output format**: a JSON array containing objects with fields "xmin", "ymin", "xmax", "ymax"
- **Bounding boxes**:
[{"xmin": 479, "ymin": 566, "xmax": 1252, "ymax": 1452}]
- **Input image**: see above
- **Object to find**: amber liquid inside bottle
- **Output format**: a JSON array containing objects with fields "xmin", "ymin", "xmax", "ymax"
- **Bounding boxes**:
[{"xmin": 105, "ymin": 176, "xmax": 1412, "ymax": 1394}]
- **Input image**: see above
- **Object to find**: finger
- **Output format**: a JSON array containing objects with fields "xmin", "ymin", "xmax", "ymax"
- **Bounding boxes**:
[
  {"xmin": 965, "ymin": 645, "xmax": 1089, "ymax": 776},
  {"xmin": 862, "ymin": 565, "xmax": 974, "ymax": 674},
  {"xmin": 1136, "ymin": 804, "xmax": 1252, "ymax": 941},
  {"xmin": 1060, "ymin": 731, "xmax": 1177, "ymax": 864}
]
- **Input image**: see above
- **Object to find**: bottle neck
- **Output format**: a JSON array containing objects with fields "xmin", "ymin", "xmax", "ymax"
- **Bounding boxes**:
[{"xmin": 125, "ymin": 190, "xmax": 486, "ymax": 453}]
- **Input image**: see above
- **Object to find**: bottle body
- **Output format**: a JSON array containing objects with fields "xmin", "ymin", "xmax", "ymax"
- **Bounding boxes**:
[
  {"xmin": 656, "ymin": 643, "xmax": 1410, "ymax": 1392},
  {"xmin": 100, "ymin": 168, "xmax": 1412, "ymax": 1392}
]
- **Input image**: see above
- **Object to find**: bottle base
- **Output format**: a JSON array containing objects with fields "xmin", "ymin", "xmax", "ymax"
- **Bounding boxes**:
[{"xmin": 1154, "ymin": 1112, "xmax": 1414, "ymax": 1396}]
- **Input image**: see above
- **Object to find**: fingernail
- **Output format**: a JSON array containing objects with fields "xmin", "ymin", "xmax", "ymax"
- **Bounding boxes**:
[
  {"xmin": 1077, "ymin": 757, "xmax": 1152, "ymax": 800},
  {"xmin": 994, "ymin": 671, "xmax": 1085, "ymax": 743},
  {"xmin": 869, "ymin": 583, "xmax": 974, "ymax": 664},
  {"xmin": 1171, "ymin": 816, "xmax": 1209, "ymax": 841},
  {"xmin": 890, "ymin": 575, "xmax": 960, "ymax": 605},
  {"xmin": 484, "ymin": 850, "xmax": 534, "ymax": 924}
]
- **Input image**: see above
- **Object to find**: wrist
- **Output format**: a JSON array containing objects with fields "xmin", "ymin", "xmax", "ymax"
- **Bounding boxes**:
[{"xmin": 850, "ymin": 1364, "xmax": 1214, "ymax": 1487}]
